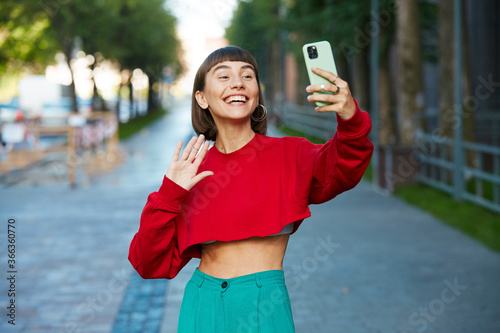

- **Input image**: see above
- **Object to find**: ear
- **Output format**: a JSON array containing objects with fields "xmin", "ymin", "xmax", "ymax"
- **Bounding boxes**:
[{"xmin": 195, "ymin": 91, "xmax": 209, "ymax": 109}]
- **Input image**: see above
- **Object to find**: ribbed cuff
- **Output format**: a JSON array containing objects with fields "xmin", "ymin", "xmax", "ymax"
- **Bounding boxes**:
[
  {"xmin": 155, "ymin": 176, "xmax": 190, "ymax": 209},
  {"xmin": 336, "ymin": 99, "xmax": 368, "ymax": 134}
]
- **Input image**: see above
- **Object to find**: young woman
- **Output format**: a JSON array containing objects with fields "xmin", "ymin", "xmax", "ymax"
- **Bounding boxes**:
[{"xmin": 128, "ymin": 46, "xmax": 373, "ymax": 332}]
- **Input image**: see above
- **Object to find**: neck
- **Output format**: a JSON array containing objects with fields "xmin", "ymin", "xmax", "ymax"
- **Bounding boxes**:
[{"xmin": 215, "ymin": 123, "xmax": 255, "ymax": 154}]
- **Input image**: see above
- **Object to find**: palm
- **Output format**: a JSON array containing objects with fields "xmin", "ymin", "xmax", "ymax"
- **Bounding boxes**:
[{"xmin": 166, "ymin": 135, "xmax": 213, "ymax": 191}]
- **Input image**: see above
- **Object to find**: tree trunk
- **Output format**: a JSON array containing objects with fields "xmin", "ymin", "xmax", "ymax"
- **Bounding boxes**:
[
  {"xmin": 461, "ymin": 0, "xmax": 476, "ymax": 166},
  {"xmin": 128, "ymin": 79, "xmax": 134, "ymax": 118},
  {"xmin": 352, "ymin": 48, "xmax": 370, "ymax": 111},
  {"xmin": 268, "ymin": 37, "xmax": 283, "ymax": 115},
  {"xmin": 147, "ymin": 74, "xmax": 156, "ymax": 113},
  {"xmin": 396, "ymin": 0, "xmax": 423, "ymax": 145},
  {"xmin": 379, "ymin": 57, "xmax": 397, "ymax": 144},
  {"xmin": 63, "ymin": 44, "xmax": 78, "ymax": 112},
  {"xmin": 438, "ymin": 0, "xmax": 454, "ymax": 139},
  {"xmin": 90, "ymin": 60, "xmax": 107, "ymax": 112}
]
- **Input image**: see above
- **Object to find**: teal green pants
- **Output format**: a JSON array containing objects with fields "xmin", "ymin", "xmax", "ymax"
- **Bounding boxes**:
[{"xmin": 178, "ymin": 268, "xmax": 295, "ymax": 332}]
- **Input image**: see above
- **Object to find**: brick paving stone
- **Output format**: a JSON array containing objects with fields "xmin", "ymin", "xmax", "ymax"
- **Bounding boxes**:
[{"xmin": 111, "ymin": 271, "xmax": 168, "ymax": 333}]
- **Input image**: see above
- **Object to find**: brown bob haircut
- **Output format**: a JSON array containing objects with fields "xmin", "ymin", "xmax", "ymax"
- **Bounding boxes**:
[{"xmin": 191, "ymin": 46, "xmax": 267, "ymax": 141}]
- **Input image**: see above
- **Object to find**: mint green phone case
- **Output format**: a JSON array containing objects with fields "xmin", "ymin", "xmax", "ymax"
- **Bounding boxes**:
[{"xmin": 303, "ymin": 41, "xmax": 338, "ymax": 107}]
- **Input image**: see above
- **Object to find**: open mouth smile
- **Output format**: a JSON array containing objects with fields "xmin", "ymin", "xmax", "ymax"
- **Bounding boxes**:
[{"xmin": 224, "ymin": 95, "xmax": 248, "ymax": 105}]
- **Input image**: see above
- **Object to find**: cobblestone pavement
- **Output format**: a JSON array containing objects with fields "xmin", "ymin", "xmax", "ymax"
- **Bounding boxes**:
[{"xmin": 1, "ymin": 97, "xmax": 499, "ymax": 333}]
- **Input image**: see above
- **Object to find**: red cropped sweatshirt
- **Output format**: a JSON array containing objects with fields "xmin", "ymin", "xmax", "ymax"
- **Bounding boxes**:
[{"xmin": 129, "ymin": 103, "xmax": 373, "ymax": 279}]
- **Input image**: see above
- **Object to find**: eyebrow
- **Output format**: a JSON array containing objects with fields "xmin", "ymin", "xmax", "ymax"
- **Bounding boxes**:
[{"xmin": 212, "ymin": 64, "xmax": 255, "ymax": 74}]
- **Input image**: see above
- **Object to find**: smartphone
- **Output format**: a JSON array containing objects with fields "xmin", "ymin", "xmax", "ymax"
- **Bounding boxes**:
[{"xmin": 302, "ymin": 41, "xmax": 338, "ymax": 107}]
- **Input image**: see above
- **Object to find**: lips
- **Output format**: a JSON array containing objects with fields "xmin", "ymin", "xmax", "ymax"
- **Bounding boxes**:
[{"xmin": 224, "ymin": 95, "xmax": 248, "ymax": 104}]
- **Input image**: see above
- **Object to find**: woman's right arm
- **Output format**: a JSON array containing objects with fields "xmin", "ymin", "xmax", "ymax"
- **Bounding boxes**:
[
  {"xmin": 128, "ymin": 177, "xmax": 190, "ymax": 279},
  {"xmin": 128, "ymin": 135, "xmax": 213, "ymax": 279}
]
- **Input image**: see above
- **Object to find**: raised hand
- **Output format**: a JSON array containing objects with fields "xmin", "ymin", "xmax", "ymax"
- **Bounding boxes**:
[
  {"xmin": 306, "ymin": 67, "xmax": 357, "ymax": 120},
  {"xmin": 166, "ymin": 134, "xmax": 214, "ymax": 191}
]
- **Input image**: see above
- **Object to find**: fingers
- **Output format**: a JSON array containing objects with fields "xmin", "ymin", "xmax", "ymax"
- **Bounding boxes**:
[
  {"xmin": 179, "ymin": 134, "xmax": 207, "ymax": 161},
  {"xmin": 307, "ymin": 83, "xmax": 340, "ymax": 94},
  {"xmin": 311, "ymin": 67, "xmax": 347, "ymax": 88},
  {"xmin": 310, "ymin": 92, "xmax": 352, "ymax": 111},
  {"xmin": 192, "ymin": 140, "xmax": 210, "ymax": 166},
  {"xmin": 305, "ymin": 66, "xmax": 356, "ymax": 117},
  {"xmin": 307, "ymin": 89, "xmax": 347, "ymax": 107},
  {"xmin": 192, "ymin": 170, "xmax": 214, "ymax": 185},
  {"xmin": 172, "ymin": 141, "xmax": 183, "ymax": 162},
  {"xmin": 187, "ymin": 134, "xmax": 206, "ymax": 161},
  {"xmin": 314, "ymin": 96, "xmax": 357, "ymax": 118},
  {"xmin": 180, "ymin": 136, "xmax": 197, "ymax": 160}
]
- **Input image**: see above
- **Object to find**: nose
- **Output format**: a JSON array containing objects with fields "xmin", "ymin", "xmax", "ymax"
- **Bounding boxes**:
[{"xmin": 230, "ymin": 77, "xmax": 244, "ymax": 89}]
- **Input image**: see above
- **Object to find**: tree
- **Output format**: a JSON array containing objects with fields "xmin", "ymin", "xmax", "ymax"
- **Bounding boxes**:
[
  {"xmin": 378, "ymin": 20, "xmax": 398, "ymax": 145},
  {"xmin": 0, "ymin": 1, "xmax": 59, "ymax": 73},
  {"xmin": 396, "ymin": 0, "xmax": 423, "ymax": 145},
  {"xmin": 438, "ymin": 0, "xmax": 475, "ymax": 166},
  {"xmin": 1, "ymin": 0, "xmax": 182, "ymax": 114},
  {"xmin": 226, "ymin": 0, "xmax": 283, "ymax": 112},
  {"xmin": 438, "ymin": 0, "xmax": 454, "ymax": 138},
  {"xmin": 109, "ymin": 0, "xmax": 182, "ymax": 113},
  {"xmin": 285, "ymin": 0, "xmax": 377, "ymax": 107}
]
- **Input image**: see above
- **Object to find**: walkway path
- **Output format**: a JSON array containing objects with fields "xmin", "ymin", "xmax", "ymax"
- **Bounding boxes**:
[{"xmin": 1, "ymin": 97, "xmax": 499, "ymax": 333}]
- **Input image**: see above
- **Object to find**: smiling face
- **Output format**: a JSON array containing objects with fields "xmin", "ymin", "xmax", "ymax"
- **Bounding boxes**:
[
  {"xmin": 195, "ymin": 61, "xmax": 260, "ymax": 126},
  {"xmin": 191, "ymin": 46, "xmax": 267, "ymax": 141}
]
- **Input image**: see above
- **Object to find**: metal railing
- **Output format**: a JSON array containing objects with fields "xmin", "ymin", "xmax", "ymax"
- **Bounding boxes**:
[{"xmin": 415, "ymin": 129, "xmax": 500, "ymax": 214}]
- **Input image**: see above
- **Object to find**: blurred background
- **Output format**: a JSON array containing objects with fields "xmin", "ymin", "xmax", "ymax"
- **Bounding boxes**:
[
  {"xmin": 0, "ymin": 1, "xmax": 499, "ymax": 332},
  {"xmin": 1, "ymin": 0, "xmax": 498, "ymax": 246}
]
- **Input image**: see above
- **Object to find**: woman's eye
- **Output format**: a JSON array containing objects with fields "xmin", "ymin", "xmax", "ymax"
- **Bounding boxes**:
[
  {"xmin": 243, "ymin": 75, "xmax": 253, "ymax": 79},
  {"xmin": 219, "ymin": 76, "xmax": 229, "ymax": 80}
]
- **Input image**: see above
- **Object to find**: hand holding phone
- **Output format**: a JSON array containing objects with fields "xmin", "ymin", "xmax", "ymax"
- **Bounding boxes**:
[
  {"xmin": 303, "ymin": 41, "xmax": 356, "ymax": 119},
  {"xmin": 303, "ymin": 41, "xmax": 338, "ymax": 107}
]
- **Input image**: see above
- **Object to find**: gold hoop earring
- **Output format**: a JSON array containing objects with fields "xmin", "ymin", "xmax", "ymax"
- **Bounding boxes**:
[{"xmin": 251, "ymin": 104, "xmax": 267, "ymax": 122}]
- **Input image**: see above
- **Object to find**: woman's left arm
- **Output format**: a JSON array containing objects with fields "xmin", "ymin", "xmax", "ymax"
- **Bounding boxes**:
[{"xmin": 305, "ymin": 67, "xmax": 374, "ymax": 204}]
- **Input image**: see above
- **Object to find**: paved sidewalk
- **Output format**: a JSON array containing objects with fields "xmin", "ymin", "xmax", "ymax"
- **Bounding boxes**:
[
  {"xmin": 1, "ymin": 97, "xmax": 499, "ymax": 333},
  {"xmin": 0, "ymin": 97, "xmax": 194, "ymax": 333}
]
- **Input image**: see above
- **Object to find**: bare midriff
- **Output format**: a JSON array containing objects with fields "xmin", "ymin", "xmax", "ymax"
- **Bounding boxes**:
[{"xmin": 198, "ymin": 234, "xmax": 290, "ymax": 279}]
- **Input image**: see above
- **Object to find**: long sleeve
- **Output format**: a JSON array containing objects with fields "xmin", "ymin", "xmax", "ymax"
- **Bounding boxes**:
[
  {"xmin": 297, "ymin": 100, "xmax": 373, "ymax": 204},
  {"xmin": 128, "ymin": 176, "xmax": 191, "ymax": 279}
]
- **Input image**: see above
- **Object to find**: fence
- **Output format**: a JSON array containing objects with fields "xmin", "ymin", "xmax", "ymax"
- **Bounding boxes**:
[
  {"xmin": 280, "ymin": 102, "xmax": 500, "ymax": 214},
  {"xmin": 0, "ymin": 111, "xmax": 123, "ymax": 187},
  {"xmin": 415, "ymin": 129, "xmax": 500, "ymax": 214},
  {"xmin": 280, "ymin": 102, "xmax": 337, "ymax": 141}
]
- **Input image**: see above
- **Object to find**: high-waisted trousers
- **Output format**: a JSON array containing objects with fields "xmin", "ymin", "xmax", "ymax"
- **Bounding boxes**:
[{"xmin": 177, "ymin": 268, "xmax": 295, "ymax": 333}]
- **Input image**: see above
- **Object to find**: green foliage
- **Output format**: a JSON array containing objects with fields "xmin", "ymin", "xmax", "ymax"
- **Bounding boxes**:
[
  {"xmin": 285, "ymin": 0, "xmax": 399, "ymax": 62},
  {"xmin": 0, "ymin": 0, "xmax": 183, "ymax": 79},
  {"xmin": 226, "ymin": 0, "xmax": 437, "ymax": 75},
  {"xmin": 109, "ymin": 0, "xmax": 182, "ymax": 77},
  {"xmin": 226, "ymin": 0, "xmax": 282, "ymax": 57},
  {"xmin": 118, "ymin": 108, "xmax": 167, "ymax": 140},
  {"xmin": 0, "ymin": 1, "xmax": 58, "ymax": 72}
]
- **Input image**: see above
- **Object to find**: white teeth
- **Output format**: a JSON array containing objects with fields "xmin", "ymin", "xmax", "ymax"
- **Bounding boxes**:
[{"xmin": 225, "ymin": 95, "xmax": 247, "ymax": 103}]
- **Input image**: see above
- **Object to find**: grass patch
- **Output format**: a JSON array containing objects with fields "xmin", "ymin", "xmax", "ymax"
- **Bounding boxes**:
[
  {"xmin": 363, "ymin": 162, "xmax": 374, "ymax": 182},
  {"xmin": 275, "ymin": 124, "xmax": 327, "ymax": 144},
  {"xmin": 466, "ymin": 177, "xmax": 496, "ymax": 202},
  {"xmin": 118, "ymin": 108, "xmax": 167, "ymax": 140},
  {"xmin": 395, "ymin": 183, "xmax": 500, "ymax": 252}
]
